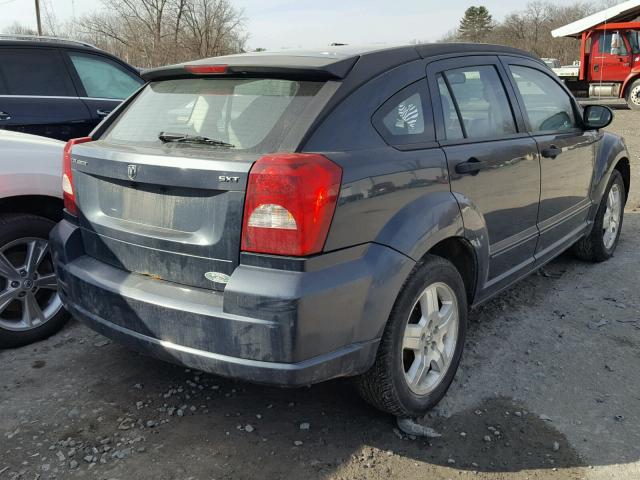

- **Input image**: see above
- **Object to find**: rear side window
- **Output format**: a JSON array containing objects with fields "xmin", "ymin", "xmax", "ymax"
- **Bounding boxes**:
[
  {"xmin": 372, "ymin": 79, "xmax": 434, "ymax": 146},
  {"xmin": 509, "ymin": 65, "xmax": 578, "ymax": 133},
  {"xmin": 104, "ymin": 78, "xmax": 323, "ymax": 152},
  {"xmin": 0, "ymin": 48, "xmax": 74, "ymax": 96},
  {"xmin": 441, "ymin": 65, "xmax": 516, "ymax": 140},
  {"xmin": 69, "ymin": 52, "xmax": 142, "ymax": 99}
]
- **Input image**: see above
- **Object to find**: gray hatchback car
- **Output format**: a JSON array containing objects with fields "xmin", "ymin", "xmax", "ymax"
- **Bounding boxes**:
[{"xmin": 51, "ymin": 44, "xmax": 630, "ymax": 416}]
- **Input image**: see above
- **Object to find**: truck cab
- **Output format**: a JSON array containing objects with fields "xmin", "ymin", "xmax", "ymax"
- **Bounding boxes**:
[
  {"xmin": 552, "ymin": 0, "xmax": 640, "ymax": 110},
  {"xmin": 585, "ymin": 25, "xmax": 640, "ymax": 99}
]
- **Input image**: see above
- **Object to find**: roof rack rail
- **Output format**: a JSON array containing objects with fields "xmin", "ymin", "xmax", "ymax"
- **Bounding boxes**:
[{"xmin": 0, "ymin": 34, "xmax": 98, "ymax": 49}]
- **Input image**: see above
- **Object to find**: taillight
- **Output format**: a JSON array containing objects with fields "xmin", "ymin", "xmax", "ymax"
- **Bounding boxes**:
[
  {"xmin": 241, "ymin": 153, "xmax": 342, "ymax": 256},
  {"xmin": 62, "ymin": 137, "xmax": 92, "ymax": 216}
]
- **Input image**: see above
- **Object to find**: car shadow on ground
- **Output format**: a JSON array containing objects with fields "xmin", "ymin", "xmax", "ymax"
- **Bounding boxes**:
[{"xmin": 4, "ymin": 215, "xmax": 639, "ymax": 479}]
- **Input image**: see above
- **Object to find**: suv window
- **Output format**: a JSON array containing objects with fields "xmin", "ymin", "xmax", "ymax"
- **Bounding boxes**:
[
  {"xmin": 441, "ymin": 65, "xmax": 516, "ymax": 140},
  {"xmin": 69, "ymin": 52, "xmax": 142, "ymax": 99},
  {"xmin": 0, "ymin": 48, "xmax": 74, "ymax": 96},
  {"xmin": 104, "ymin": 78, "xmax": 323, "ymax": 153},
  {"xmin": 509, "ymin": 65, "xmax": 578, "ymax": 133},
  {"xmin": 372, "ymin": 79, "xmax": 434, "ymax": 146}
]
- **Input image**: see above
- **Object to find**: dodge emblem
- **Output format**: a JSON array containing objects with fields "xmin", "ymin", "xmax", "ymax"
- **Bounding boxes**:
[{"xmin": 127, "ymin": 164, "xmax": 138, "ymax": 180}]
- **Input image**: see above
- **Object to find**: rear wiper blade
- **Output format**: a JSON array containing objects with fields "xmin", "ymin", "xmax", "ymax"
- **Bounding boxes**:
[{"xmin": 158, "ymin": 132, "xmax": 234, "ymax": 148}]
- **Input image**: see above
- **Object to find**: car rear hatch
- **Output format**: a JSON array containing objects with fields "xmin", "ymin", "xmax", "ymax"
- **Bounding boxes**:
[{"xmin": 69, "ymin": 71, "xmax": 339, "ymax": 291}]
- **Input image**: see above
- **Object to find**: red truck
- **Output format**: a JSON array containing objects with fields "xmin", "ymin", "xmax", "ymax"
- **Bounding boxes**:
[{"xmin": 552, "ymin": 2, "xmax": 640, "ymax": 109}]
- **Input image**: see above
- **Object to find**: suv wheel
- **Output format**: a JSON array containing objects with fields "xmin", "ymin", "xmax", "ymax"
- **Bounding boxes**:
[
  {"xmin": 573, "ymin": 170, "xmax": 625, "ymax": 262},
  {"xmin": 625, "ymin": 79, "xmax": 640, "ymax": 110},
  {"xmin": 356, "ymin": 255, "xmax": 467, "ymax": 417},
  {"xmin": 0, "ymin": 214, "xmax": 68, "ymax": 348}
]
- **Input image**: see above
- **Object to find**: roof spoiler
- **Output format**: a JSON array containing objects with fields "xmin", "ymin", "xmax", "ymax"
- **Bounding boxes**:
[{"xmin": 142, "ymin": 55, "xmax": 359, "ymax": 82}]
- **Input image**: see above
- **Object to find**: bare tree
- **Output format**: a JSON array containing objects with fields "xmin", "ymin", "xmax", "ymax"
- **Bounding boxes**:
[{"xmin": 2, "ymin": 0, "xmax": 247, "ymax": 68}]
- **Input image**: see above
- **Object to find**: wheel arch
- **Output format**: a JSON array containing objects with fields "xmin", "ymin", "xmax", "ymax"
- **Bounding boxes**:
[
  {"xmin": 614, "ymin": 157, "xmax": 630, "ymax": 203},
  {"xmin": 374, "ymin": 190, "xmax": 488, "ymax": 309},
  {"xmin": 620, "ymin": 73, "xmax": 640, "ymax": 99},
  {"xmin": 590, "ymin": 133, "xmax": 631, "ymax": 221},
  {"xmin": 427, "ymin": 236, "xmax": 478, "ymax": 306},
  {"xmin": 0, "ymin": 195, "xmax": 63, "ymax": 223}
]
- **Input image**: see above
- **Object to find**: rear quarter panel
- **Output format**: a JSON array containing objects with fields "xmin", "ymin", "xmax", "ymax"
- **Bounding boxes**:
[{"xmin": 304, "ymin": 58, "xmax": 464, "ymax": 259}]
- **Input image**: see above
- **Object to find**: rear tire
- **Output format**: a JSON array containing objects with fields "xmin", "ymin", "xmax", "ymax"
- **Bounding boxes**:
[
  {"xmin": 572, "ymin": 170, "xmax": 625, "ymax": 262},
  {"xmin": 624, "ymin": 79, "xmax": 640, "ymax": 110},
  {"xmin": 356, "ymin": 255, "xmax": 467, "ymax": 417},
  {"xmin": 0, "ymin": 214, "xmax": 69, "ymax": 349}
]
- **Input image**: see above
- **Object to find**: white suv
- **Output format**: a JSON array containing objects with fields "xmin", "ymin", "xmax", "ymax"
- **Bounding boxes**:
[{"xmin": 0, "ymin": 130, "xmax": 68, "ymax": 347}]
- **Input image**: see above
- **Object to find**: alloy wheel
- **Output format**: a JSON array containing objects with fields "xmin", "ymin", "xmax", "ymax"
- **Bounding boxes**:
[
  {"xmin": 402, "ymin": 282, "xmax": 459, "ymax": 395},
  {"xmin": 602, "ymin": 184, "xmax": 622, "ymax": 250},
  {"xmin": 0, "ymin": 237, "xmax": 61, "ymax": 332}
]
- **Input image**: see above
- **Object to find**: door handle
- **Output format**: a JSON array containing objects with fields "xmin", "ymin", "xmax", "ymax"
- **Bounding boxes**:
[
  {"xmin": 96, "ymin": 109, "xmax": 112, "ymax": 117},
  {"xmin": 455, "ymin": 158, "xmax": 485, "ymax": 175},
  {"xmin": 541, "ymin": 145, "xmax": 562, "ymax": 159},
  {"xmin": 0, "ymin": 111, "xmax": 11, "ymax": 121}
]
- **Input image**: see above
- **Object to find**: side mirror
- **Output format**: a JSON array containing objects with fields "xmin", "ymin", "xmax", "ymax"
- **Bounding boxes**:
[{"xmin": 583, "ymin": 105, "xmax": 613, "ymax": 129}]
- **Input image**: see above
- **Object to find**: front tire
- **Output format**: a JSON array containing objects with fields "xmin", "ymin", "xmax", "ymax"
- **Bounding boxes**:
[
  {"xmin": 0, "ymin": 214, "xmax": 69, "ymax": 349},
  {"xmin": 625, "ymin": 79, "xmax": 640, "ymax": 110},
  {"xmin": 356, "ymin": 255, "xmax": 467, "ymax": 417},
  {"xmin": 573, "ymin": 170, "xmax": 625, "ymax": 262}
]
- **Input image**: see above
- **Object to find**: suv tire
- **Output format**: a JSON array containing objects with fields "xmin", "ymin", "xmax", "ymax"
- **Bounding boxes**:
[
  {"xmin": 356, "ymin": 255, "xmax": 467, "ymax": 417},
  {"xmin": 573, "ymin": 170, "xmax": 625, "ymax": 262},
  {"xmin": 0, "ymin": 214, "xmax": 68, "ymax": 349}
]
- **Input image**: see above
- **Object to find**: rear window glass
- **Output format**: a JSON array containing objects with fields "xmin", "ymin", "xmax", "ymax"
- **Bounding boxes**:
[{"xmin": 104, "ymin": 78, "xmax": 323, "ymax": 152}]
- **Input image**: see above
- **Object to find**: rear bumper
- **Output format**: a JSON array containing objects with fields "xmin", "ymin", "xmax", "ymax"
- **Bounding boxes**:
[{"xmin": 51, "ymin": 220, "xmax": 414, "ymax": 386}]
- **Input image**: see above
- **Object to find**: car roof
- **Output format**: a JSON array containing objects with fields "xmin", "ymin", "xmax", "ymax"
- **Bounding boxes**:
[
  {"xmin": 142, "ymin": 43, "xmax": 541, "ymax": 82},
  {"xmin": 0, "ymin": 34, "xmax": 99, "ymax": 52}
]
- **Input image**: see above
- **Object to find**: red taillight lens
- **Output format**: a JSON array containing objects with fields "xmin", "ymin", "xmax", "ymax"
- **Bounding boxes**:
[
  {"xmin": 185, "ymin": 64, "xmax": 228, "ymax": 74},
  {"xmin": 62, "ymin": 137, "xmax": 92, "ymax": 216},
  {"xmin": 241, "ymin": 153, "xmax": 342, "ymax": 256}
]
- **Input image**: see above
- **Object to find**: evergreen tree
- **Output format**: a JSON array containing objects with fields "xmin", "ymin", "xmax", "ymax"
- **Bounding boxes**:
[{"xmin": 458, "ymin": 6, "xmax": 494, "ymax": 42}]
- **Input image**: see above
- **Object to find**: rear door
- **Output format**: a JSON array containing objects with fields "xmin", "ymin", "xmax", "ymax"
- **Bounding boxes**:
[
  {"xmin": 72, "ymin": 77, "xmax": 325, "ymax": 291},
  {"xmin": 0, "ymin": 47, "xmax": 92, "ymax": 140},
  {"xmin": 502, "ymin": 57, "xmax": 596, "ymax": 259},
  {"xmin": 427, "ymin": 56, "xmax": 541, "ymax": 292},
  {"xmin": 63, "ymin": 50, "xmax": 143, "ymax": 129}
]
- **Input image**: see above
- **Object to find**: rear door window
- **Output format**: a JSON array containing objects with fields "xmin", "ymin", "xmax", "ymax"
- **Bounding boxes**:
[
  {"xmin": 104, "ymin": 78, "xmax": 323, "ymax": 152},
  {"xmin": 0, "ymin": 48, "xmax": 75, "ymax": 96},
  {"xmin": 508, "ymin": 65, "xmax": 578, "ymax": 133},
  {"xmin": 441, "ymin": 65, "xmax": 517, "ymax": 140},
  {"xmin": 68, "ymin": 52, "xmax": 142, "ymax": 99}
]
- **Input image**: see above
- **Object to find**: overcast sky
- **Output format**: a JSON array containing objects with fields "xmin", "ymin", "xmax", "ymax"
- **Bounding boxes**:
[{"xmin": 1, "ymin": 0, "xmax": 584, "ymax": 50}]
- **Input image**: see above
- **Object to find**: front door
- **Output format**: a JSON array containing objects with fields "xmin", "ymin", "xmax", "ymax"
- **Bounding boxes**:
[
  {"xmin": 503, "ymin": 58, "xmax": 596, "ymax": 259},
  {"xmin": 591, "ymin": 31, "xmax": 632, "ymax": 83},
  {"xmin": 427, "ymin": 57, "xmax": 541, "ymax": 295}
]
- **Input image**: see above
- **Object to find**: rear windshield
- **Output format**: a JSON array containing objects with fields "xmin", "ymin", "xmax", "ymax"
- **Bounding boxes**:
[{"xmin": 103, "ymin": 78, "xmax": 323, "ymax": 152}]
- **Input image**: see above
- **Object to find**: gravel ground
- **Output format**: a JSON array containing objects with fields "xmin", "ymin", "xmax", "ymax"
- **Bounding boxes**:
[{"xmin": 1, "ymin": 111, "xmax": 638, "ymax": 480}]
